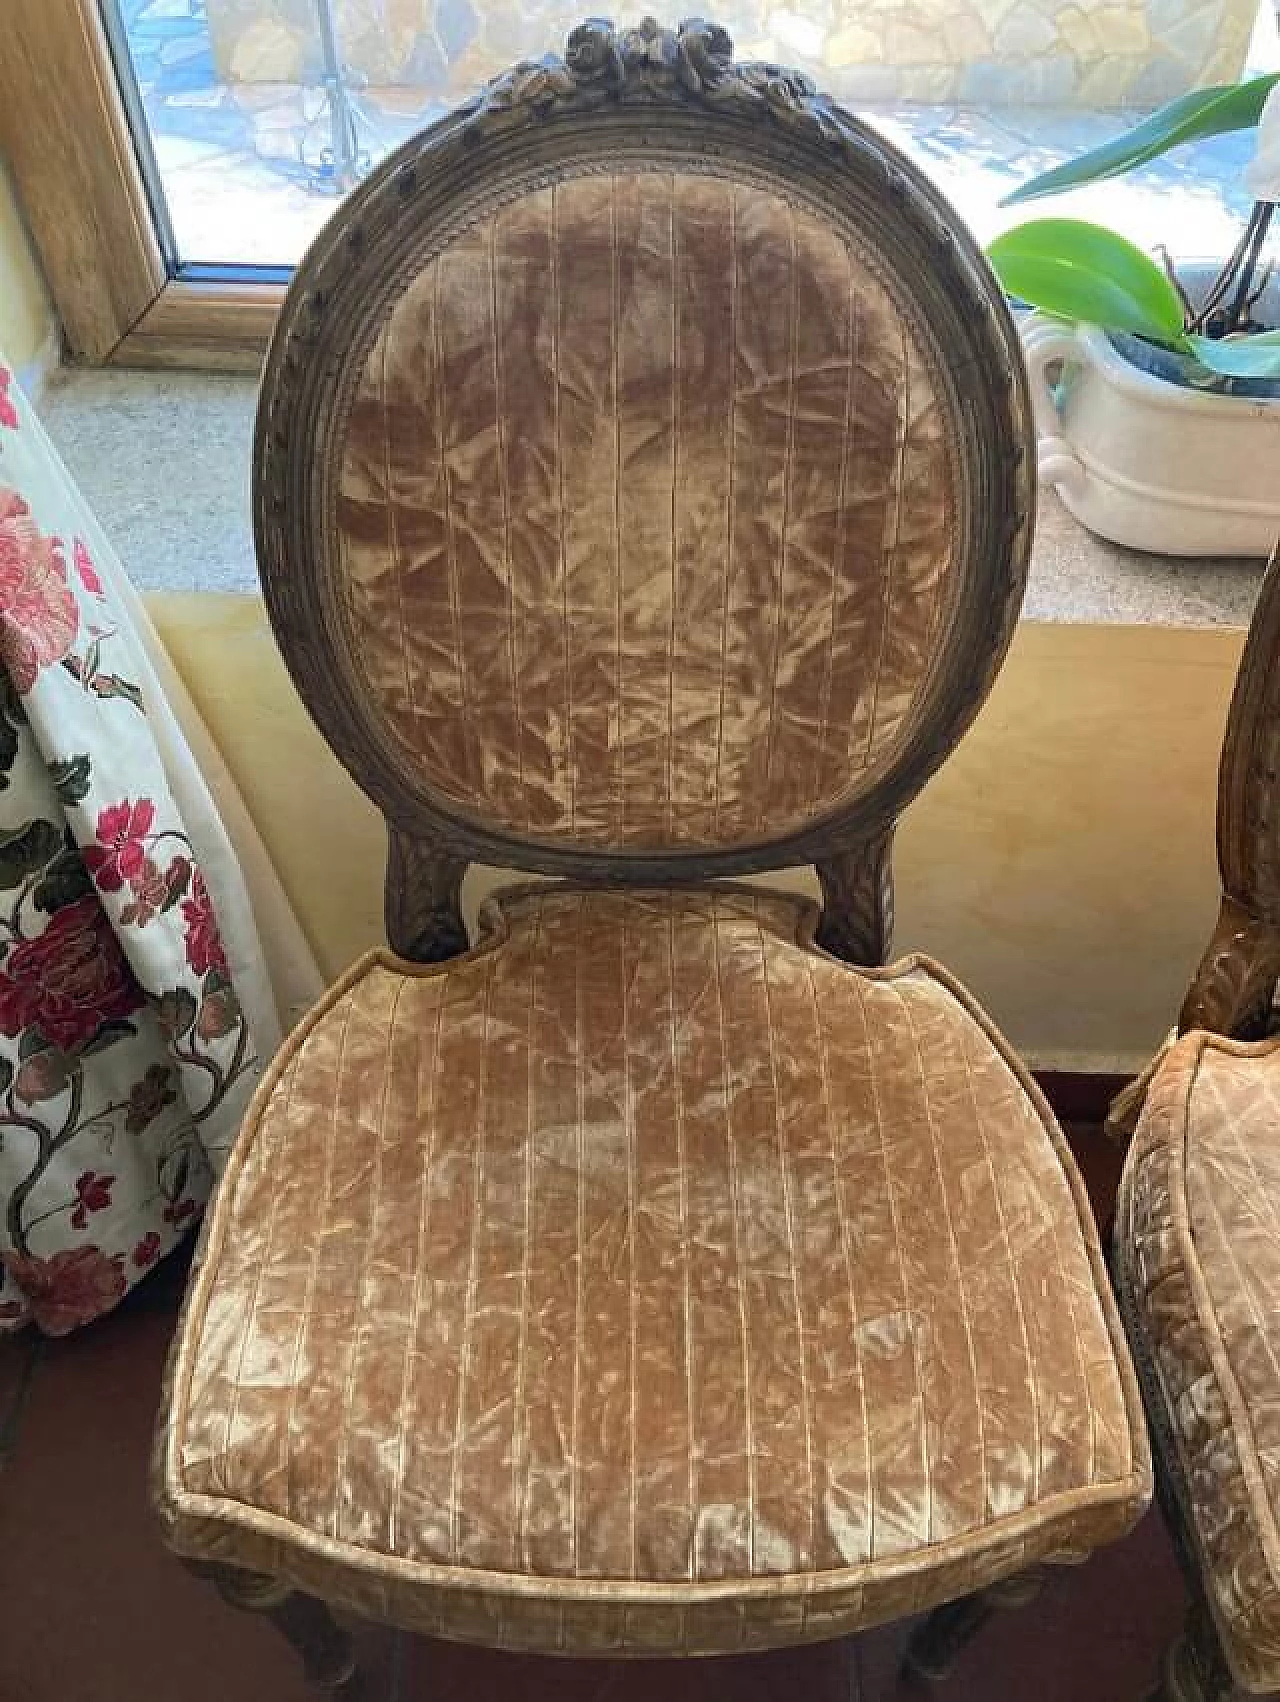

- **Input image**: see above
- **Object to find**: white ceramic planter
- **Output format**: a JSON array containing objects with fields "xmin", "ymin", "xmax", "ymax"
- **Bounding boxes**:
[{"xmin": 1022, "ymin": 310, "xmax": 1280, "ymax": 558}]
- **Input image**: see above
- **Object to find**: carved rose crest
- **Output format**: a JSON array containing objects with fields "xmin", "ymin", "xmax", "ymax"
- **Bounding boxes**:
[{"xmin": 460, "ymin": 16, "xmax": 834, "ymax": 138}]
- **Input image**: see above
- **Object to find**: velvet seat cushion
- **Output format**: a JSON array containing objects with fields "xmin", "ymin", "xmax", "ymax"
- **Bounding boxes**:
[
  {"xmin": 1118, "ymin": 1031, "xmax": 1280, "ymax": 1692},
  {"xmin": 157, "ymin": 887, "xmax": 1149, "ymax": 1656}
]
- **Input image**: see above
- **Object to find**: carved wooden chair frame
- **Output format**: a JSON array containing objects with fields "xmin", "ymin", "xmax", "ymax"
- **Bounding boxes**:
[
  {"xmin": 1111, "ymin": 546, "xmax": 1280, "ymax": 1702},
  {"xmin": 176, "ymin": 15, "xmax": 1043, "ymax": 1693}
]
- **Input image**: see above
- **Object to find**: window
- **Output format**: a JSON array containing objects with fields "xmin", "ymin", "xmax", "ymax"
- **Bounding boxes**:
[{"xmin": 3, "ymin": 0, "xmax": 1277, "ymax": 364}]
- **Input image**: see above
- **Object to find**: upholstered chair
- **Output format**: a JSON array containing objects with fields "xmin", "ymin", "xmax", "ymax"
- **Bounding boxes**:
[
  {"xmin": 153, "ymin": 18, "xmax": 1151, "ymax": 1693},
  {"xmin": 1112, "ymin": 546, "xmax": 1280, "ymax": 1702}
]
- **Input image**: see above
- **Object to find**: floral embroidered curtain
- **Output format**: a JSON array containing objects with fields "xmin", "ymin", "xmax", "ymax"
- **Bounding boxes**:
[{"xmin": 0, "ymin": 355, "xmax": 317, "ymax": 1335}]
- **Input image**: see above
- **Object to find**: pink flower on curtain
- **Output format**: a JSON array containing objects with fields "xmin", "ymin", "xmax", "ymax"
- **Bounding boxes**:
[
  {"xmin": 0, "ymin": 489, "xmax": 79, "ymax": 693},
  {"xmin": 126, "ymin": 1063, "xmax": 176, "ymax": 1132},
  {"xmin": 2, "ymin": 1245, "xmax": 127, "ymax": 1336},
  {"xmin": 182, "ymin": 866, "xmax": 228, "ymax": 977},
  {"xmin": 69, "ymin": 1169, "xmax": 115, "ymax": 1230},
  {"xmin": 132, "ymin": 1232, "xmax": 162, "ymax": 1269},
  {"xmin": 73, "ymin": 539, "xmax": 104, "ymax": 598},
  {"xmin": 83, "ymin": 797, "xmax": 157, "ymax": 892},
  {"xmin": 0, "ymin": 895, "xmax": 145, "ymax": 1054},
  {"xmin": 0, "ymin": 367, "xmax": 18, "ymax": 432},
  {"xmin": 120, "ymin": 855, "xmax": 171, "ymax": 928},
  {"xmin": 0, "ymin": 344, "xmax": 267, "ymax": 1341}
]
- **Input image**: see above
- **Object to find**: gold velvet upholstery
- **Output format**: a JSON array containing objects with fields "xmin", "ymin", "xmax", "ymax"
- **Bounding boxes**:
[
  {"xmin": 1118, "ymin": 1031, "xmax": 1280, "ymax": 1692},
  {"xmin": 159, "ymin": 888, "xmax": 1149, "ymax": 1654},
  {"xmin": 334, "ymin": 174, "xmax": 956, "ymax": 851}
]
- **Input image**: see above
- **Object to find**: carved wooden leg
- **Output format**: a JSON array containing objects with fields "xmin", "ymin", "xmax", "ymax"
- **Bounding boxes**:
[
  {"xmin": 901, "ymin": 1568, "xmax": 1047, "ymax": 1682},
  {"xmin": 1147, "ymin": 1603, "xmax": 1239, "ymax": 1702},
  {"xmin": 191, "ymin": 1562, "xmax": 361, "ymax": 1696}
]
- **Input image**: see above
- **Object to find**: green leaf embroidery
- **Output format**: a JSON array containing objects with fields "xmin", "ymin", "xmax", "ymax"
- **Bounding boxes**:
[
  {"xmin": 987, "ymin": 219, "xmax": 1187, "ymax": 343},
  {"xmin": 0, "ymin": 715, "xmax": 17, "ymax": 794},
  {"xmin": 161, "ymin": 855, "xmax": 192, "ymax": 911},
  {"xmin": 48, "ymin": 753, "xmax": 92, "ymax": 807},
  {"xmin": 157, "ymin": 986, "xmax": 199, "ymax": 1042},
  {"xmin": 0, "ymin": 820, "xmax": 64, "ymax": 891},
  {"xmin": 79, "ymin": 1018, "xmax": 140, "ymax": 1059},
  {"xmin": 18, "ymin": 1026, "xmax": 51, "ymax": 1062},
  {"xmin": 161, "ymin": 1146, "xmax": 191, "ymax": 1206},
  {"xmin": 1004, "ymin": 73, "xmax": 1280, "ymax": 205},
  {"xmin": 31, "ymin": 838, "xmax": 94, "ymax": 914},
  {"xmin": 0, "ymin": 672, "xmax": 26, "ymax": 795}
]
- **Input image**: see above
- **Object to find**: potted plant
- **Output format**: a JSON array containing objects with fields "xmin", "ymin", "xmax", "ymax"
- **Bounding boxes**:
[{"xmin": 988, "ymin": 75, "xmax": 1280, "ymax": 556}]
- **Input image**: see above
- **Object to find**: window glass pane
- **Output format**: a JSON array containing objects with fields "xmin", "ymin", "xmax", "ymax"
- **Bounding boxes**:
[{"xmin": 113, "ymin": 0, "xmax": 1279, "ymax": 271}]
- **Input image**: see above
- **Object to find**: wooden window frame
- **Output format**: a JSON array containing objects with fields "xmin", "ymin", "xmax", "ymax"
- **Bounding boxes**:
[{"xmin": 0, "ymin": 0, "xmax": 281, "ymax": 369}]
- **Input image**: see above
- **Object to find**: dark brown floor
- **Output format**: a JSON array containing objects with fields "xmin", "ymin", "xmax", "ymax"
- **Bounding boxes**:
[{"xmin": 0, "ymin": 1119, "xmax": 1181, "ymax": 1702}]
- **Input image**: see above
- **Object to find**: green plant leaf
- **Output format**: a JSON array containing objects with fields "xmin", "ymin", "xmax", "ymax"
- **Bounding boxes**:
[
  {"xmin": 1185, "ymin": 329, "xmax": 1280, "ymax": 378},
  {"xmin": 986, "ymin": 219, "xmax": 1187, "ymax": 342},
  {"xmin": 1003, "ymin": 73, "xmax": 1279, "ymax": 204}
]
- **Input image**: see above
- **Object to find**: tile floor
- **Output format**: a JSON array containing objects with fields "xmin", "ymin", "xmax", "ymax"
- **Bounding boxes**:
[
  {"xmin": 0, "ymin": 1116, "xmax": 1187, "ymax": 1702},
  {"xmin": 113, "ymin": 0, "xmax": 1280, "ymax": 269}
]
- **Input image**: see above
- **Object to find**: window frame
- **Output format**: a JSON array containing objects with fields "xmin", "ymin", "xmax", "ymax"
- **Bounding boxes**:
[{"xmin": 0, "ymin": 0, "xmax": 281, "ymax": 368}]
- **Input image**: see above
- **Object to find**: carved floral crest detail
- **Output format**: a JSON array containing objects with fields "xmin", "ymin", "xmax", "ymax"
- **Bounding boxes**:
[{"xmin": 458, "ymin": 15, "xmax": 864, "ymax": 152}]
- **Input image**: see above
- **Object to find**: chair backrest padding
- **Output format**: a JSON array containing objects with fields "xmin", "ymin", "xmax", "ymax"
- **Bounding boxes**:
[{"xmin": 255, "ymin": 18, "xmax": 1034, "ymax": 886}]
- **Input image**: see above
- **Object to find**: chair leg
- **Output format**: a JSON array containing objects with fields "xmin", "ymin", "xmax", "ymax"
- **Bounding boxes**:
[
  {"xmin": 191, "ymin": 1561, "xmax": 361, "ymax": 1696},
  {"xmin": 1148, "ymin": 1603, "xmax": 1239, "ymax": 1702},
  {"xmin": 901, "ymin": 1567, "xmax": 1047, "ymax": 1682}
]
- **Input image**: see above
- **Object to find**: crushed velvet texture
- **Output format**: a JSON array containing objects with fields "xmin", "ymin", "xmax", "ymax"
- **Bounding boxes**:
[
  {"xmin": 159, "ymin": 888, "xmax": 1149, "ymax": 1655},
  {"xmin": 334, "ymin": 172, "xmax": 957, "ymax": 851},
  {"xmin": 1119, "ymin": 1032, "xmax": 1280, "ymax": 1692}
]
